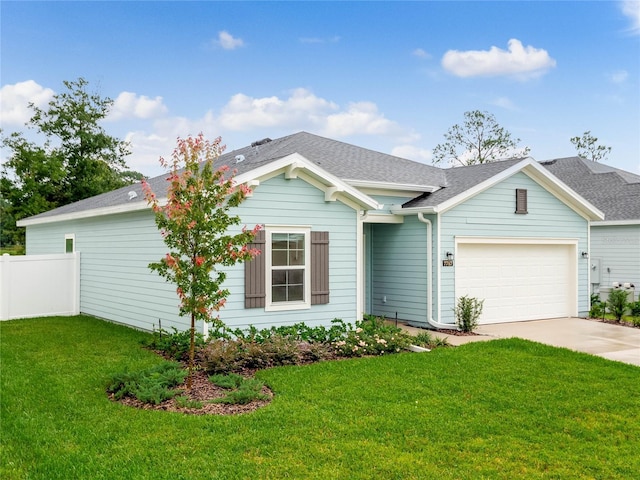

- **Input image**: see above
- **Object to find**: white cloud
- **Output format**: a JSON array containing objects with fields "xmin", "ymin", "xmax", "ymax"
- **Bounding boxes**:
[
  {"xmin": 219, "ymin": 88, "xmax": 338, "ymax": 130},
  {"xmin": 391, "ymin": 144, "xmax": 432, "ymax": 164},
  {"xmin": 0, "ymin": 80, "xmax": 54, "ymax": 126},
  {"xmin": 441, "ymin": 39, "xmax": 556, "ymax": 80},
  {"xmin": 608, "ymin": 69, "xmax": 629, "ymax": 84},
  {"xmin": 216, "ymin": 31, "xmax": 244, "ymax": 50},
  {"xmin": 324, "ymin": 101, "xmax": 403, "ymax": 137},
  {"xmin": 107, "ymin": 92, "xmax": 168, "ymax": 121},
  {"xmin": 621, "ymin": 1, "xmax": 640, "ymax": 34},
  {"xmin": 412, "ymin": 48, "xmax": 431, "ymax": 59}
]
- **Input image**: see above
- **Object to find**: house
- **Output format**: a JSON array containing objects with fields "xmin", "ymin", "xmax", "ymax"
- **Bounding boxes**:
[
  {"xmin": 17, "ymin": 132, "xmax": 605, "ymax": 334},
  {"xmin": 541, "ymin": 157, "xmax": 640, "ymax": 302}
]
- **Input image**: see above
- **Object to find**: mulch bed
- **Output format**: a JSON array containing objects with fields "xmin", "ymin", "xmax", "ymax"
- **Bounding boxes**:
[
  {"xmin": 109, "ymin": 368, "xmax": 274, "ymax": 416},
  {"xmin": 434, "ymin": 328, "xmax": 478, "ymax": 336},
  {"xmin": 587, "ymin": 317, "xmax": 639, "ymax": 329}
]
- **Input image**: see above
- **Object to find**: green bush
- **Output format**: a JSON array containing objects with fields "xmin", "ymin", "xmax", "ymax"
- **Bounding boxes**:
[
  {"xmin": 412, "ymin": 331, "xmax": 451, "ymax": 349},
  {"xmin": 630, "ymin": 300, "xmax": 640, "ymax": 318},
  {"xmin": 453, "ymin": 295, "xmax": 484, "ymax": 332},
  {"xmin": 107, "ymin": 362, "xmax": 187, "ymax": 405},
  {"xmin": 332, "ymin": 316, "xmax": 413, "ymax": 357},
  {"xmin": 589, "ymin": 293, "xmax": 605, "ymax": 318},
  {"xmin": 233, "ymin": 319, "xmax": 350, "ymax": 344},
  {"xmin": 209, "ymin": 374, "xmax": 269, "ymax": 405},
  {"xmin": 607, "ymin": 289, "xmax": 628, "ymax": 322},
  {"xmin": 144, "ymin": 327, "xmax": 206, "ymax": 361}
]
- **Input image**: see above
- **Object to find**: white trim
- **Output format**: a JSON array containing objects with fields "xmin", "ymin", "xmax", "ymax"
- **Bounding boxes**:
[
  {"xmin": 346, "ymin": 179, "xmax": 439, "ymax": 193},
  {"xmin": 17, "ymin": 201, "xmax": 152, "ymax": 227},
  {"xmin": 455, "ymin": 236, "xmax": 579, "ymax": 246},
  {"xmin": 264, "ymin": 226, "xmax": 312, "ymax": 312},
  {"xmin": 592, "ymin": 219, "xmax": 640, "ymax": 226},
  {"xmin": 357, "ymin": 213, "xmax": 364, "ymax": 320}
]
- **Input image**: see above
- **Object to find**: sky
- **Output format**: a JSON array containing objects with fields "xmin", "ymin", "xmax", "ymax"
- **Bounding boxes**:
[{"xmin": 1, "ymin": 1, "xmax": 639, "ymax": 179}]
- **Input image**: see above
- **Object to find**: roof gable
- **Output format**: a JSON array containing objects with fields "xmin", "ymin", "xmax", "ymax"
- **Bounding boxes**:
[{"xmin": 399, "ymin": 158, "xmax": 604, "ymax": 221}]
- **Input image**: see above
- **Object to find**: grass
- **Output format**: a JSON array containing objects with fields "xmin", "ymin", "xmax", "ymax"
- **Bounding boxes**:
[{"xmin": 2, "ymin": 315, "xmax": 639, "ymax": 479}]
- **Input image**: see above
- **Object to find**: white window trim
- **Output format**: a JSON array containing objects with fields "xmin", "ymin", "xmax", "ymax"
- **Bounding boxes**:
[
  {"xmin": 64, "ymin": 233, "xmax": 75, "ymax": 253},
  {"xmin": 265, "ymin": 225, "xmax": 311, "ymax": 312}
]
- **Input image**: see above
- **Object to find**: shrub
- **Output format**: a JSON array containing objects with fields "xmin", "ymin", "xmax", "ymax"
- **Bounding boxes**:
[
  {"xmin": 332, "ymin": 316, "xmax": 413, "ymax": 357},
  {"xmin": 144, "ymin": 327, "xmax": 206, "ymax": 361},
  {"xmin": 589, "ymin": 293, "xmax": 605, "ymax": 318},
  {"xmin": 453, "ymin": 295, "xmax": 484, "ymax": 332},
  {"xmin": 107, "ymin": 362, "xmax": 187, "ymax": 405},
  {"xmin": 630, "ymin": 300, "xmax": 640, "ymax": 318},
  {"xmin": 174, "ymin": 395, "xmax": 204, "ymax": 409},
  {"xmin": 607, "ymin": 289, "xmax": 628, "ymax": 322},
  {"xmin": 412, "ymin": 331, "xmax": 450, "ymax": 349},
  {"xmin": 209, "ymin": 374, "xmax": 269, "ymax": 405}
]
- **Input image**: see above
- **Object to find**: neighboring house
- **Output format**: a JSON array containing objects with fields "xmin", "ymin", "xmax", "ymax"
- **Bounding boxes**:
[
  {"xmin": 18, "ymin": 132, "xmax": 604, "ymax": 333},
  {"xmin": 541, "ymin": 157, "xmax": 640, "ymax": 302}
]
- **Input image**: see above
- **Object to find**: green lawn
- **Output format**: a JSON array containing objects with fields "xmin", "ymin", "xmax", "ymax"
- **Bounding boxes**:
[{"xmin": 2, "ymin": 315, "xmax": 638, "ymax": 479}]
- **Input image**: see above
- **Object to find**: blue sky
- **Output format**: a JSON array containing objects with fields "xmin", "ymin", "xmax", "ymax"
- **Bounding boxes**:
[{"xmin": 1, "ymin": 1, "xmax": 639, "ymax": 178}]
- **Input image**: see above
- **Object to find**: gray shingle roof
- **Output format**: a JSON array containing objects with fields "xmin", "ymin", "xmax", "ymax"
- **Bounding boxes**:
[
  {"xmin": 19, "ymin": 134, "xmax": 639, "ymax": 224},
  {"xmin": 540, "ymin": 157, "xmax": 640, "ymax": 221},
  {"xmin": 403, "ymin": 158, "xmax": 524, "ymax": 208},
  {"xmin": 24, "ymin": 131, "xmax": 446, "ymax": 221}
]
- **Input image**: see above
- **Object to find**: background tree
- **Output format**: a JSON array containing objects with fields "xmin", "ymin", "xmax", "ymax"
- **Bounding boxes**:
[
  {"xmin": 570, "ymin": 131, "xmax": 612, "ymax": 162},
  {"xmin": 142, "ymin": 134, "xmax": 261, "ymax": 388},
  {"xmin": 0, "ymin": 78, "xmax": 141, "ymax": 247},
  {"xmin": 432, "ymin": 110, "xmax": 530, "ymax": 167}
]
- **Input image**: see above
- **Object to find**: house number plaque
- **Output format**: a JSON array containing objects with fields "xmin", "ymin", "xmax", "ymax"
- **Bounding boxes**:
[{"xmin": 442, "ymin": 259, "xmax": 454, "ymax": 267}]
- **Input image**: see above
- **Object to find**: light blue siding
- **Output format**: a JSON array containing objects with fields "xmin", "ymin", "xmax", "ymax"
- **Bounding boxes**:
[
  {"xmin": 25, "ymin": 174, "xmax": 359, "ymax": 331},
  {"xmin": 370, "ymin": 215, "xmax": 432, "ymax": 324},
  {"xmin": 438, "ymin": 172, "xmax": 590, "ymax": 323},
  {"xmin": 591, "ymin": 224, "xmax": 640, "ymax": 301},
  {"xmin": 368, "ymin": 194, "xmax": 415, "ymax": 214}
]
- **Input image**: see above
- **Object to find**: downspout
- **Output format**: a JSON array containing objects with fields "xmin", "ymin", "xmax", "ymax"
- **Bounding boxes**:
[{"xmin": 417, "ymin": 212, "xmax": 457, "ymax": 330}]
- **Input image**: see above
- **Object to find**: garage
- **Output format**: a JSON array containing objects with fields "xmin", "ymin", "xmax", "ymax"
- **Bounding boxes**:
[{"xmin": 455, "ymin": 240, "xmax": 577, "ymax": 324}]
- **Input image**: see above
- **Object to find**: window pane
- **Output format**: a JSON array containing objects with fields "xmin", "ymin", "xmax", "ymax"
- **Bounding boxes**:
[
  {"xmin": 289, "ymin": 249, "xmax": 304, "ymax": 265},
  {"xmin": 272, "ymin": 234, "xmax": 288, "ymax": 250},
  {"xmin": 289, "ymin": 269, "xmax": 304, "ymax": 284},
  {"xmin": 272, "ymin": 286, "xmax": 287, "ymax": 302},
  {"xmin": 272, "ymin": 270, "xmax": 287, "ymax": 285},
  {"xmin": 288, "ymin": 285, "xmax": 304, "ymax": 301},
  {"xmin": 272, "ymin": 250, "xmax": 287, "ymax": 266},
  {"xmin": 65, "ymin": 238, "xmax": 74, "ymax": 253},
  {"xmin": 288, "ymin": 233, "xmax": 304, "ymax": 249}
]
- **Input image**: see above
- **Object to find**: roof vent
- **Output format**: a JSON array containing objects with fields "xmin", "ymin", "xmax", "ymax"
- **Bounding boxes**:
[
  {"xmin": 128, "ymin": 191, "xmax": 138, "ymax": 201},
  {"xmin": 235, "ymin": 154, "xmax": 245, "ymax": 163},
  {"xmin": 251, "ymin": 138, "xmax": 272, "ymax": 147}
]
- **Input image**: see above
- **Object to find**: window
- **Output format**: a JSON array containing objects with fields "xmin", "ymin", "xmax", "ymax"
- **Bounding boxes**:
[
  {"xmin": 65, "ymin": 234, "xmax": 75, "ymax": 253},
  {"xmin": 515, "ymin": 189, "xmax": 528, "ymax": 214},
  {"xmin": 245, "ymin": 228, "xmax": 330, "ymax": 310},
  {"xmin": 265, "ymin": 227, "xmax": 310, "ymax": 311}
]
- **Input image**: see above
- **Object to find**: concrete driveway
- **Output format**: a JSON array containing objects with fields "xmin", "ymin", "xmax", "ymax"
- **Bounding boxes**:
[{"xmin": 474, "ymin": 318, "xmax": 640, "ymax": 367}]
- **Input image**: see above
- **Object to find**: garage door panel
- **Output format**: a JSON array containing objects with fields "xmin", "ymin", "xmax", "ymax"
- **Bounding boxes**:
[{"xmin": 456, "ymin": 243, "xmax": 576, "ymax": 324}]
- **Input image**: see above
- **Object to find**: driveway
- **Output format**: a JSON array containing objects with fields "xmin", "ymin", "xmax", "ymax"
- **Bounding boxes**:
[{"xmin": 475, "ymin": 318, "xmax": 640, "ymax": 367}]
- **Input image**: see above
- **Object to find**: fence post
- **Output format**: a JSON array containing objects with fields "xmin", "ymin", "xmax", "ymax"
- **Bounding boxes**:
[
  {"xmin": 73, "ymin": 252, "xmax": 81, "ymax": 315},
  {"xmin": 0, "ymin": 254, "xmax": 11, "ymax": 320}
]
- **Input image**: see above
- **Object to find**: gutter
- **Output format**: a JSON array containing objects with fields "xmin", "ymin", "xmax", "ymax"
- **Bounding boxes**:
[{"xmin": 416, "ymin": 213, "xmax": 458, "ymax": 330}]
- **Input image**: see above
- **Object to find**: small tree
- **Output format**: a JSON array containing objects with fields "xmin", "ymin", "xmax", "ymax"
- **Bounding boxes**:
[
  {"xmin": 453, "ymin": 295, "xmax": 484, "ymax": 332},
  {"xmin": 142, "ymin": 134, "xmax": 261, "ymax": 387},
  {"xmin": 570, "ymin": 131, "xmax": 612, "ymax": 162},
  {"xmin": 607, "ymin": 289, "xmax": 628, "ymax": 322},
  {"xmin": 432, "ymin": 110, "xmax": 530, "ymax": 167}
]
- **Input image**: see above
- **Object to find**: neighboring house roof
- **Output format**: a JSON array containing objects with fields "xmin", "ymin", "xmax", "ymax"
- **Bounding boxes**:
[{"xmin": 540, "ymin": 157, "xmax": 640, "ymax": 223}]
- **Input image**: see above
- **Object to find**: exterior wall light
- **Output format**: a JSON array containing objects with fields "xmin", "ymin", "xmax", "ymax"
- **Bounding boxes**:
[{"xmin": 581, "ymin": 251, "xmax": 589, "ymax": 259}]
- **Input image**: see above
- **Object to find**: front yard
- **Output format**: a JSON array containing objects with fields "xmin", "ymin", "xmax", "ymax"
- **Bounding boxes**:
[{"xmin": 1, "ymin": 315, "xmax": 639, "ymax": 479}]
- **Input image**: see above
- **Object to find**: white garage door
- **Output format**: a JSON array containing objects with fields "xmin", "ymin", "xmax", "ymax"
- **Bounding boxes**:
[{"xmin": 455, "ymin": 242, "xmax": 576, "ymax": 324}]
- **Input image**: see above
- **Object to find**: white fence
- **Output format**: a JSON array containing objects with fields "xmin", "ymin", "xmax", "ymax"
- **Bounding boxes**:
[{"xmin": 0, "ymin": 253, "xmax": 80, "ymax": 321}]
